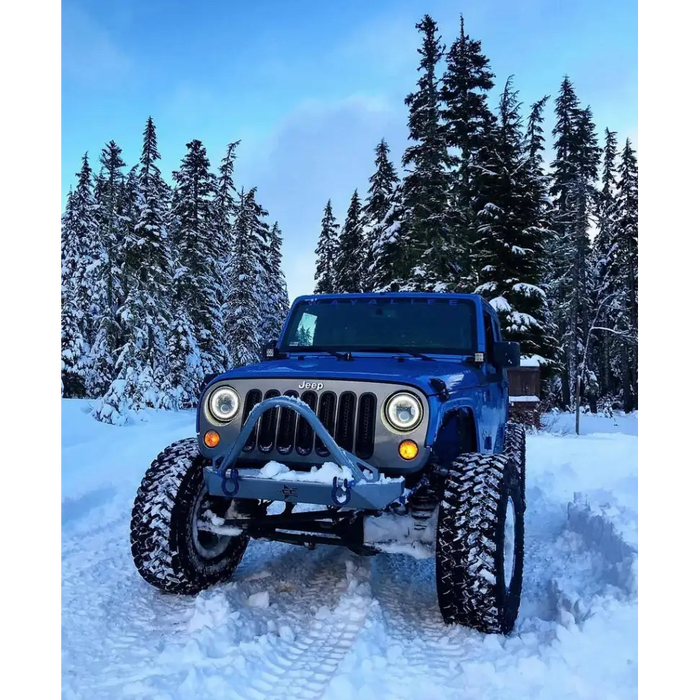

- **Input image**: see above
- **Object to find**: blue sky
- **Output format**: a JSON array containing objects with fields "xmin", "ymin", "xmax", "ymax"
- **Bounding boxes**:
[{"xmin": 62, "ymin": 0, "xmax": 637, "ymax": 302}]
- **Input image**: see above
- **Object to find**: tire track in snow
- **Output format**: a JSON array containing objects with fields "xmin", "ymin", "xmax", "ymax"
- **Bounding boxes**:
[
  {"xmin": 230, "ymin": 555, "xmax": 374, "ymax": 700},
  {"xmin": 369, "ymin": 553, "xmax": 478, "ymax": 682}
]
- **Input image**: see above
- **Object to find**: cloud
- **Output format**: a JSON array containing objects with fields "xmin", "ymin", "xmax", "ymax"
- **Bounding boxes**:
[
  {"xmin": 236, "ymin": 95, "xmax": 407, "ymax": 302},
  {"xmin": 62, "ymin": 3, "xmax": 131, "ymax": 86},
  {"xmin": 162, "ymin": 82, "xmax": 217, "ymax": 128}
]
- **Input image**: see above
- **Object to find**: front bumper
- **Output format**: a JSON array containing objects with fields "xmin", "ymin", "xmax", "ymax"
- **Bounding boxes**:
[{"xmin": 202, "ymin": 396, "xmax": 405, "ymax": 510}]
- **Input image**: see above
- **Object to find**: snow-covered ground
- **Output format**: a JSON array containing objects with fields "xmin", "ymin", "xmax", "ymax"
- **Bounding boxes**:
[{"xmin": 62, "ymin": 400, "xmax": 637, "ymax": 700}]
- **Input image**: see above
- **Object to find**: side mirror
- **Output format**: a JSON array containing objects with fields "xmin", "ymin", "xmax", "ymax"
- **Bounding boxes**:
[{"xmin": 493, "ymin": 341, "xmax": 520, "ymax": 369}]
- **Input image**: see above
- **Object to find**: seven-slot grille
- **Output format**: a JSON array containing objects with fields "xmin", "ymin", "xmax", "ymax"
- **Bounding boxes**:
[{"xmin": 240, "ymin": 388, "xmax": 377, "ymax": 460}]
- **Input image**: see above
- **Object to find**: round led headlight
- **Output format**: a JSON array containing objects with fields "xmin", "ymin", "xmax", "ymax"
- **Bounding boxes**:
[
  {"xmin": 385, "ymin": 392, "xmax": 423, "ymax": 432},
  {"xmin": 208, "ymin": 386, "xmax": 240, "ymax": 423}
]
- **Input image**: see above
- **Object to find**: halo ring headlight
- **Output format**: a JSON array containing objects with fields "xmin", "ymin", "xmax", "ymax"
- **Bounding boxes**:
[
  {"xmin": 384, "ymin": 392, "xmax": 423, "ymax": 432},
  {"xmin": 208, "ymin": 386, "xmax": 240, "ymax": 423}
]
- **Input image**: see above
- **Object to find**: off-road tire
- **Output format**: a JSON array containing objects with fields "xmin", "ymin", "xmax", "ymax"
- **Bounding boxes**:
[
  {"xmin": 504, "ymin": 421, "xmax": 526, "ymax": 504},
  {"xmin": 435, "ymin": 452, "xmax": 524, "ymax": 634},
  {"xmin": 130, "ymin": 437, "xmax": 248, "ymax": 594}
]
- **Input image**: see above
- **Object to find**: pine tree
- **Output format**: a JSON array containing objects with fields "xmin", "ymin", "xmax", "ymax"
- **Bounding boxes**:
[
  {"xmin": 335, "ymin": 190, "xmax": 364, "ymax": 293},
  {"xmin": 214, "ymin": 141, "xmax": 240, "ymax": 369},
  {"xmin": 314, "ymin": 200, "xmax": 339, "ymax": 293},
  {"xmin": 441, "ymin": 14, "xmax": 495, "ymax": 287},
  {"xmin": 248, "ymin": 190, "xmax": 274, "ymax": 356},
  {"xmin": 261, "ymin": 222, "xmax": 290, "ymax": 342},
  {"xmin": 473, "ymin": 77, "xmax": 558, "ymax": 363},
  {"xmin": 228, "ymin": 188, "xmax": 263, "ymax": 366},
  {"xmin": 167, "ymin": 287, "xmax": 204, "ymax": 409},
  {"xmin": 86, "ymin": 140, "xmax": 128, "ymax": 397},
  {"xmin": 214, "ymin": 141, "xmax": 240, "ymax": 253},
  {"xmin": 402, "ymin": 15, "xmax": 454, "ymax": 289},
  {"xmin": 171, "ymin": 139, "xmax": 228, "ymax": 378},
  {"xmin": 590, "ymin": 128, "xmax": 619, "ymax": 398},
  {"xmin": 362, "ymin": 139, "xmax": 400, "ymax": 291},
  {"xmin": 366, "ymin": 182, "xmax": 409, "ymax": 292},
  {"xmin": 63, "ymin": 153, "xmax": 101, "ymax": 397},
  {"xmin": 94, "ymin": 117, "xmax": 173, "ymax": 422},
  {"xmin": 58, "ymin": 214, "xmax": 66, "ymax": 396},
  {"xmin": 547, "ymin": 78, "xmax": 602, "ymax": 407},
  {"xmin": 610, "ymin": 139, "xmax": 638, "ymax": 411}
]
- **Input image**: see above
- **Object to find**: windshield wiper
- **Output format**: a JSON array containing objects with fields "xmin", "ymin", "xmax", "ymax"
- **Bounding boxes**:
[
  {"xmin": 362, "ymin": 347, "xmax": 436, "ymax": 361},
  {"xmin": 286, "ymin": 348, "xmax": 354, "ymax": 361}
]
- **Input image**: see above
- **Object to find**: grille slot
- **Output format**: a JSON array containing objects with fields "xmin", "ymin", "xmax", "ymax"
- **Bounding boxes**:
[
  {"xmin": 295, "ymin": 391, "xmax": 317, "ymax": 456},
  {"xmin": 257, "ymin": 390, "xmax": 280, "ymax": 453},
  {"xmin": 315, "ymin": 391, "xmax": 337, "ymax": 457},
  {"xmin": 242, "ymin": 389, "xmax": 262, "ymax": 451},
  {"xmin": 276, "ymin": 390, "xmax": 299, "ymax": 455},
  {"xmin": 335, "ymin": 392, "xmax": 357, "ymax": 452},
  {"xmin": 355, "ymin": 393, "xmax": 377, "ymax": 459}
]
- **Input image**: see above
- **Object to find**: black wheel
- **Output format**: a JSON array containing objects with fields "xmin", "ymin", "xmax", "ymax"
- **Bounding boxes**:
[
  {"xmin": 435, "ymin": 452, "xmax": 524, "ymax": 634},
  {"xmin": 130, "ymin": 437, "xmax": 248, "ymax": 594},
  {"xmin": 504, "ymin": 421, "xmax": 526, "ymax": 504}
]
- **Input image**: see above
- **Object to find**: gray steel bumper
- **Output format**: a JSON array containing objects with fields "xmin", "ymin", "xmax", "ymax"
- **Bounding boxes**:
[{"xmin": 203, "ymin": 395, "xmax": 405, "ymax": 510}]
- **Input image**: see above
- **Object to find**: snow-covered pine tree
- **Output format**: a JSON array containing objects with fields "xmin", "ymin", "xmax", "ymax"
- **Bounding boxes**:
[
  {"xmin": 610, "ymin": 138, "xmax": 638, "ymax": 412},
  {"xmin": 62, "ymin": 153, "xmax": 101, "ymax": 397},
  {"xmin": 365, "ymin": 182, "xmax": 409, "ymax": 292},
  {"xmin": 167, "ymin": 282, "xmax": 204, "ymax": 409},
  {"xmin": 93, "ymin": 117, "xmax": 173, "ymax": 423},
  {"xmin": 214, "ymin": 141, "xmax": 240, "ymax": 369},
  {"xmin": 441, "ymin": 14, "xmax": 496, "ymax": 289},
  {"xmin": 246, "ymin": 189, "xmax": 274, "ymax": 356},
  {"xmin": 86, "ymin": 140, "xmax": 129, "ymax": 397},
  {"xmin": 227, "ymin": 188, "xmax": 263, "ymax": 366},
  {"xmin": 58, "ymin": 191, "xmax": 87, "ymax": 398},
  {"xmin": 547, "ymin": 78, "xmax": 602, "ymax": 407},
  {"xmin": 171, "ymin": 139, "xmax": 228, "ymax": 379},
  {"xmin": 362, "ymin": 139, "xmax": 400, "ymax": 291},
  {"xmin": 335, "ymin": 190, "xmax": 365, "ymax": 293},
  {"xmin": 473, "ymin": 77, "xmax": 558, "ymax": 363},
  {"xmin": 58, "ymin": 214, "xmax": 66, "ymax": 396},
  {"xmin": 590, "ymin": 128, "xmax": 619, "ymax": 399},
  {"xmin": 402, "ymin": 15, "xmax": 454, "ymax": 290},
  {"xmin": 314, "ymin": 200, "xmax": 340, "ymax": 294},
  {"xmin": 261, "ymin": 222, "xmax": 290, "ymax": 343}
]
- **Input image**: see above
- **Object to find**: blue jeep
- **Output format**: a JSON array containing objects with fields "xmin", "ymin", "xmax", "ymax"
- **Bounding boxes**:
[{"xmin": 131, "ymin": 293, "xmax": 526, "ymax": 634}]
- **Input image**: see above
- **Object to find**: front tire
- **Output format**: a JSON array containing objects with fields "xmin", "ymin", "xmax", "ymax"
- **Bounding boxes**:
[
  {"xmin": 504, "ymin": 421, "xmax": 526, "ymax": 504},
  {"xmin": 435, "ymin": 452, "xmax": 524, "ymax": 634},
  {"xmin": 130, "ymin": 438, "xmax": 248, "ymax": 594}
]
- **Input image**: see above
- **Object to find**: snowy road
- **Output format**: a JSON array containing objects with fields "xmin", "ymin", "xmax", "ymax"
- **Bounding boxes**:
[{"xmin": 62, "ymin": 401, "xmax": 638, "ymax": 700}]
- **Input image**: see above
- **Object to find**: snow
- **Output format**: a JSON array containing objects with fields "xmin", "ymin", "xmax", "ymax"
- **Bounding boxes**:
[
  {"xmin": 512, "ymin": 282, "xmax": 546, "ymax": 298},
  {"xmin": 364, "ymin": 510, "xmax": 436, "ymax": 559},
  {"xmin": 520, "ymin": 354, "xmax": 547, "ymax": 367},
  {"xmin": 489, "ymin": 295, "xmax": 511, "ymax": 312},
  {"xmin": 258, "ymin": 461, "xmax": 355, "ymax": 484},
  {"xmin": 62, "ymin": 399, "xmax": 637, "ymax": 699},
  {"xmin": 247, "ymin": 591, "xmax": 271, "ymax": 608},
  {"xmin": 509, "ymin": 395, "xmax": 539, "ymax": 402}
]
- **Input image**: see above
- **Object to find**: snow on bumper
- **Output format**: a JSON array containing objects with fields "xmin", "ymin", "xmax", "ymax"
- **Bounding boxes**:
[{"xmin": 203, "ymin": 464, "xmax": 404, "ymax": 509}]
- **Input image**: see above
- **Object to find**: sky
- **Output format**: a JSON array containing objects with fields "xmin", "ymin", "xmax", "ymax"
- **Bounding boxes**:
[{"xmin": 62, "ymin": 0, "xmax": 637, "ymax": 303}]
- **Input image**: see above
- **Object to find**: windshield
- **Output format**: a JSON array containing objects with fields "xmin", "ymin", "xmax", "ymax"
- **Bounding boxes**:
[{"xmin": 280, "ymin": 296, "xmax": 477, "ymax": 355}]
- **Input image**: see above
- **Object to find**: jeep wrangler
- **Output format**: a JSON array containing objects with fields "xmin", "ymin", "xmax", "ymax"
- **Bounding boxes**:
[{"xmin": 130, "ymin": 293, "xmax": 526, "ymax": 634}]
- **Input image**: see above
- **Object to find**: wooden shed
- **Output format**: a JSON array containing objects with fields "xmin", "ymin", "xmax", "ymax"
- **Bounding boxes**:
[{"xmin": 506, "ymin": 359, "xmax": 542, "ymax": 428}]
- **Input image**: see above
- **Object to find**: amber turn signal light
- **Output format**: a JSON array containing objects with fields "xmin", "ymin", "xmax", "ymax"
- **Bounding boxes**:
[
  {"xmin": 204, "ymin": 430, "xmax": 220, "ymax": 448},
  {"xmin": 398, "ymin": 439, "xmax": 419, "ymax": 460}
]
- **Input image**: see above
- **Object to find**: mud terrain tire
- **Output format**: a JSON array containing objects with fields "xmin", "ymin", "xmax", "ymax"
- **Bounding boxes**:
[{"xmin": 504, "ymin": 421, "xmax": 526, "ymax": 503}]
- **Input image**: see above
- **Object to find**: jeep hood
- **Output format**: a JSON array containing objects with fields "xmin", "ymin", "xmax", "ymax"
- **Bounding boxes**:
[{"xmin": 214, "ymin": 355, "xmax": 483, "ymax": 397}]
